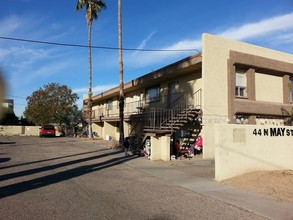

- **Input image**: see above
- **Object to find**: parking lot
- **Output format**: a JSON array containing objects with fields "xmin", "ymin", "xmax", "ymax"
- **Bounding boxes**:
[{"xmin": 0, "ymin": 136, "xmax": 271, "ymax": 220}]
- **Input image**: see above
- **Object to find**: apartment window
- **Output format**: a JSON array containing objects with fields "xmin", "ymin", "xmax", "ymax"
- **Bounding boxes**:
[
  {"xmin": 235, "ymin": 71, "xmax": 247, "ymax": 97},
  {"xmin": 146, "ymin": 86, "xmax": 160, "ymax": 103},
  {"xmin": 290, "ymin": 77, "xmax": 293, "ymax": 102}
]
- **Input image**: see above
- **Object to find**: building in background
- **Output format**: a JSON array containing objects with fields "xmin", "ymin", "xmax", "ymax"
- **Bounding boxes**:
[{"xmin": 2, "ymin": 99, "xmax": 14, "ymax": 112}]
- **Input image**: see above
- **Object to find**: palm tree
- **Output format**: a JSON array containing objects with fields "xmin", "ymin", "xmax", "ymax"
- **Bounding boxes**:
[
  {"xmin": 118, "ymin": 0, "xmax": 124, "ymax": 146},
  {"xmin": 76, "ymin": 0, "xmax": 106, "ymax": 139}
]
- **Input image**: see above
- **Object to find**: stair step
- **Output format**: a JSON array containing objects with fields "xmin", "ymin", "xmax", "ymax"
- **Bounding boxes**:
[
  {"xmin": 176, "ymin": 113, "xmax": 198, "ymax": 117},
  {"xmin": 160, "ymin": 126, "xmax": 180, "ymax": 130},
  {"xmin": 163, "ymin": 125, "xmax": 185, "ymax": 128},
  {"xmin": 165, "ymin": 119, "xmax": 187, "ymax": 122}
]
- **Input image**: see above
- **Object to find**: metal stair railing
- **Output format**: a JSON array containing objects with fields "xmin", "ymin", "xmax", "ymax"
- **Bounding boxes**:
[
  {"xmin": 128, "ymin": 89, "xmax": 202, "ymax": 150},
  {"xmin": 144, "ymin": 89, "xmax": 202, "ymax": 132}
]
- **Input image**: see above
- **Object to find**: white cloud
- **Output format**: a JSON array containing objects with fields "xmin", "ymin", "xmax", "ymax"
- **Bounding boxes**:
[
  {"xmin": 125, "ymin": 39, "xmax": 200, "ymax": 68},
  {"xmin": 0, "ymin": 15, "xmax": 21, "ymax": 36},
  {"xmin": 73, "ymin": 84, "xmax": 117, "ymax": 94},
  {"xmin": 136, "ymin": 31, "xmax": 157, "ymax": 50},
  {"xmin": 1, "ymin": 46, "xmax": 63, "ymax": 88},
  {"xmin": 25, "ymin": 61, "xmax": 70, "ymax": 82},
  {"xmin": 219, "ymin": 12, "xmax": 293, "ymax": 40},
  {"xmin": 125, "ymin": 12, "xmax": 293, "ymax": 69},
  {"xmin": 3, "ymin": 46, "xmax": 51, "ymax": 67},
  {"xmin": 165, "ymin": 40, "xmax": 201, "ymax": 51},
  {"xmin": 0, "ymin": 48, "xmax": 12, "ymax": 60},
  {"xmin": 74, "ymin": 84, "xmax": 118, "ymax": 110},
  {"xmin": 273, "ymin": 32, "xmax": 293, "ymax": 44}
]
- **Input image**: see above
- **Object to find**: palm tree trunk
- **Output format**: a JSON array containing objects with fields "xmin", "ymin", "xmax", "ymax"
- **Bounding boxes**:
[
  {"xmin": 88, "ymin": 23, "xmax": 93, "ymax": 139},
  {"xmin": 118, "ymin": 0, "xmax": 124, "ymax": 146}
]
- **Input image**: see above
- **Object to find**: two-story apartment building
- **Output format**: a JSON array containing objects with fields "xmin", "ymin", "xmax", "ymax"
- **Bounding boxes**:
[{"xmin": 85, "ymin": 33, "xmax": 293, "ymax": 161}]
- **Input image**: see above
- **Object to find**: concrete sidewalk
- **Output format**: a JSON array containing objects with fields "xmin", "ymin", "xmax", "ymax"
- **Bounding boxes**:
[{"xmin": 121, "ymin": 153, "xmax": 293, "ymax": 220}]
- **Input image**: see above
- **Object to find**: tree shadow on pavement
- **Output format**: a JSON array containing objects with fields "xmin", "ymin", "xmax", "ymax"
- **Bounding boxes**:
[
  {"xmin": 0, "ymin": 157, "xmax": 10, "ymax": 163},
  {"xmin": 0, "ymin": 148, "xmax": 109, "ymax": 170},
  {"xmin": 0, "ymin": 153, "xmax": 137, "ymax": 199},
  {"xmin": 0, "ymin": 141, "xmax": 16, "ymax": 145},
  {"xmin": 0, "ymin": 149, "xmax": 124, "ymax": 181}
]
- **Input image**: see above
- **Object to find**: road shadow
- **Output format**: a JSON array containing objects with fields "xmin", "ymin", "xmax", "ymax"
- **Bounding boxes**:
[
  {"xmin": 0, "ymin": 148, "xmax": 110, "ymax": 170},
  {"xmin": 5, "ymin": 138, "xmax": 81, "ymax": 147},
  {"xmin": 0, "ymin": 136, "xmax": 96, "ymax": 147},
  {"xmin": 0, "ymin": 158, "xmax": 10, "ymax": 163},
  {"xmin": 0, "ymin": 142, "xmax": 16, "ymax": 145},
  {"xmin": 0, "ymin": 149, "xmax": 123, "ymax": 181},
  {"xmin": 0, "ymin": 151, "xmax": 137, "ymax": 199}
]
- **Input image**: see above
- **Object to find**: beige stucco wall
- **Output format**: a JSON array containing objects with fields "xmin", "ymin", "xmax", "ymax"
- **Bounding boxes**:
[
  {"xmin": 0, "ymin": 125, "xmax": 22, "ymax": 135},
  {"xmin": 214, "ymin": 124, "xmax": 293, "ymax": 181},
  {"xmin": 125, "ymin": 93, "xmax": 143, "ymax": 114},
  {"xmin": 103, "ymin": 122, "xmax": 118, "ymax": 140},
  {"xmin": 121, "ymin": 70, "xmax": 202, "ymax": 110},
  {"xmin": 0, "ymin": 125, "xmax": 39, "ymax": 136},
  {"xmin": 0, "ymin": 125, "xmax": 66, "ymax": 136},
  {"xmin": 92, "ymin": 123, "xmax": 103, "ymax": 138},
  {"xmin": 24, "ymin": 126, "xmax": 40, "ymax": 136},
  {"xmin": 101, "ymin": 121, "xmax": 130, "ymax": 141},
  {"xmin": 150, "ymin": 136, "xmax": 170, "ymax": 161},
  {"xmin": 255, "ymin": 73, "xmax": 283, "ymax": 103},
  {"xmin": 179, "ymin": 71, "xmax": 202, "ymax": 106},
  {"xmin": 146, "ymin": 72, "xmax": 202, "ymax": 109},
  {"xmin": 202, "ymin": 33, "xmax": 293, "ymax": 159}
]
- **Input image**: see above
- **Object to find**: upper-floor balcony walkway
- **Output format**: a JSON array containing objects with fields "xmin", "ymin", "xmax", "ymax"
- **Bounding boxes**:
[{"xmin": 91, "ymin": 89, "xmax": 202, "ymax": 124}]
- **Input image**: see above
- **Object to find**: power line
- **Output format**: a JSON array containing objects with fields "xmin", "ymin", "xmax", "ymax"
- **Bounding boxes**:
[
  {"xmin": 7, "ymin": 95, "xmax": 26, "ymax": 99},
  {"xmin": 0, "ymin": 36, "xmax": 201, "ymax": 52}
]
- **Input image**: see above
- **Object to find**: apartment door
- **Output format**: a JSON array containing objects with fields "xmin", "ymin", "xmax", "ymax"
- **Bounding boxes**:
[
  {"xmin": 168, "ymin": 82, "xmax": 177, "ymax": 108},
  {"xmin": 130, "ymin": 94, "xmax": 142, "ymax": 113}
]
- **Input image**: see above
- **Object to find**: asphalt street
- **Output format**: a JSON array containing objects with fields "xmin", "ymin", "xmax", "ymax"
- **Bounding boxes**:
[{"xmin": 0, "ymin": 136, "xmax": 278, "ymax": 219}]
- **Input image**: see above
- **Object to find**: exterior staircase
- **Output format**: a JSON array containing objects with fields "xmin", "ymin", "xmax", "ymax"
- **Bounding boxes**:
[
  {"xmin": 160, "ymin": 107, "xmax": 201, "ymax": 130},
  {"xmin": 144, "ymin": 106, "xmax": 201, "ymax": 133},
  {"xmin": 129, "ymin": 89, "xmax": 202, "ymax": 152}
]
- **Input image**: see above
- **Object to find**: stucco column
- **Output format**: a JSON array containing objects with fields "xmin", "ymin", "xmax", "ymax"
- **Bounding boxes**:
[
  {"xmin": 246, "ymin": 68, "xmax": 255, "ymax": 101},
  {"xmin": 283, "ymin": 75, "xmax": 290, "ymax": 104},
  {"xmin": 150, "ymin": 136, "xmax": 161, "ymax": 160},
  {"xmin": 160, "ymin": 136, "xmax": 171, "ymax": 161},
  {"xmin": 227, "ymin": 59, "xmax": 236, "ymax": 124},
  {"xmin": 150, "ymin": 136, "xmax": 171, "ymax": 161}
]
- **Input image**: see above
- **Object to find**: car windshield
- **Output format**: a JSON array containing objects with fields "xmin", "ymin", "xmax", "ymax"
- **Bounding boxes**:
[{"xmin": 43, "ymin": 125, "xmax": 55, "ymax": 130}]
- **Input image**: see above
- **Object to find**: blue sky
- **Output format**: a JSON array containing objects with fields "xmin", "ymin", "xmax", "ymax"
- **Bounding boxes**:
[{"xmin": 1, "ymin": 0, "xmax": 293, "ymax": 117}]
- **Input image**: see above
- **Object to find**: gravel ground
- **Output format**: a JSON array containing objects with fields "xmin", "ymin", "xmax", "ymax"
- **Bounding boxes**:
[{"xmin": 222, "ymin": 170, "xmax": 293, "ymax": 203}]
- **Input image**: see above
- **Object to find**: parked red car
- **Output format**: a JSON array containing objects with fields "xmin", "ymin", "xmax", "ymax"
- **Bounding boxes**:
[{"xmin": 39, "ymin": 125, "xmax": 56, "ymax": 137}]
